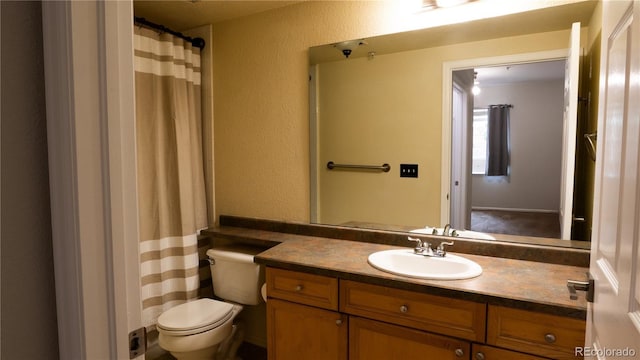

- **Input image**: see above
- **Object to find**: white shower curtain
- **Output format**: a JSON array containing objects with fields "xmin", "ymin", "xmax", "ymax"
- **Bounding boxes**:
[{"xmin": 134, "ymin": 26, "xmax": 208, "ymax": 327}]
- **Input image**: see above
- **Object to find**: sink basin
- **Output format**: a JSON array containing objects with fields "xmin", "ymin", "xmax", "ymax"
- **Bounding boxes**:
[
  {"xmin": 410, "ymin": 227, "xmax": 496, "ymax": 241},
  {"xmin": 368, "ymin": 249, "xmax": 482, "ymax": 280}
]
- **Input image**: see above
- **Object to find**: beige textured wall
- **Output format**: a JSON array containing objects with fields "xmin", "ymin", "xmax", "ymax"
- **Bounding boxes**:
[
  {"xmin": 212, "ymin": 1, "xmax": 398, "ymax": 222},
  {"xmin": 211, "ymin": 1, "xmax": 589, "ymax": 224}
]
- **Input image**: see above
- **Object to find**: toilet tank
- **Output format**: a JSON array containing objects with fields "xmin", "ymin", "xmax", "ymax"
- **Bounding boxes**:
[{"xmin": 206, "ymin": 245, "xmax": 265, "ymax": 306}]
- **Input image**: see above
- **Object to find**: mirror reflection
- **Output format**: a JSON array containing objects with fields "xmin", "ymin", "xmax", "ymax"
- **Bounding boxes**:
[
  {"xmin": 451, "ymin": 62, "xmax": 565, "ymax": 239},
  {"xmin": 309, "ymin": 2, "xmax": 598, "ymax": 248}
]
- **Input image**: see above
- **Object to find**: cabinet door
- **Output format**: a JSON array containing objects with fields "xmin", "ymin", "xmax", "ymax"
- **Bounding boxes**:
[
  {"xmin": 350, "ymin": 316, "xmax": 470, "ymax": 360},
  {"xmin": 267, "ymin": 298, "xmax": 347, "ymax": 360}
]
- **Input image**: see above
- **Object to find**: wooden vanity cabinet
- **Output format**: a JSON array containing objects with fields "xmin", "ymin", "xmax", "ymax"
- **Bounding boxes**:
[
  {"xmin": 265, "ymin": 267, "xmax": 585, "ymax": 360},
  {"xmin": 265, "ymin": 268, "xmax": 346, "ymax": 360}
]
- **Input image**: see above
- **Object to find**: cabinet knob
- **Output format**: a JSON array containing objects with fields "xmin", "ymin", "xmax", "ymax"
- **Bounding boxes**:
[
  {"xmin": 455, "ymin": 348, "xmax": 464, "ymax": 357},
  {"xmin": 335, "ymin": 319, "xmax": 342, "ymax": 326},
  {"xmin": 475, "ymin": 352, "xmax": 485, "ymax": 360},
  {"xmin": 295, "ymin": 284, "xmax": 303, "ymax": 292},
  {"xmin": 400, "ymin": 305, "xmax": 409, "ymax": 313},
  {"xmin": 544, "ymin": 333, "xmax": 557, "ymax": 344}
]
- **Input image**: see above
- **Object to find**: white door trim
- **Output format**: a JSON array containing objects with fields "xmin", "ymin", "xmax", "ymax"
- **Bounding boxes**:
[
  {"xmin": 450, "ymin": 81, "xmax": 466, "ymax": 229},
  {"xmin": 441, "ymin": 49, "xmax": 569, "ymax": 226},
  {"xmin": 42, "ymin": 1, "xmax": 142, "ymax": 359},
  {"xmin": 309, "ymin": 64, "xmax": 320, "ymax": 223},
  {"xmin": 559, "ymin": 22, "xmax": 581, "ymax": 240}
]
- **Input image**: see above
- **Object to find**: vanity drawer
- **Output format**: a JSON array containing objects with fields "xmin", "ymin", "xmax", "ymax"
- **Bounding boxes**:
[
  {"xmin": 472, "ymin": 344, "xmax": 548, "ymax": 360},
  {"xmin": 266, "ymin": 268, "xmax": 339, "ymax": 310},
  {"xmin": 487, "ymin": 305, "xmax": 585, "ymax": 359},
  {"xmin": 340, "ymin": 280, "xmax": 486, "ymax": 342}
]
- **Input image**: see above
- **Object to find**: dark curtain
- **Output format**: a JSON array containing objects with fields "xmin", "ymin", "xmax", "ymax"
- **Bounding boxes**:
[{"xmin": 486, "ymin": 105, "xmax": 511, "ymax": 176}]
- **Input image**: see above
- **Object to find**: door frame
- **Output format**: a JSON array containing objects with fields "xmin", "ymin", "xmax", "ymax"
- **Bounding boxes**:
[
  {"xmin": 441, "ymin": 49, "xmax": 569, "ymax": 227},
  {"xmin": 42, "ymin": 1, "xmax": 142, "ymax": 359},
  {"xmin": 450, "ymin": 78, "xmax": 470, "ymax": 230}
]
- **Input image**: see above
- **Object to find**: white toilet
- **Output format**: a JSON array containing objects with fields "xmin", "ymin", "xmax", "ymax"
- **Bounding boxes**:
[{"xmin": 157, "ymin": 245, "xmax": 265, "ymax": 360}]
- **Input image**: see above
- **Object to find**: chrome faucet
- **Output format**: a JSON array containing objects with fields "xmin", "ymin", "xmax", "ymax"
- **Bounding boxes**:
[
  {"xmin": 442, "ymin": 224, "xmax": 451, "ymax": 236},
  {"xmin": 407, "ymin": 237, "xmax": 453, "ymax": 257},
  {"xmin": 440, "ymin": 224, "xmax": 459, "ymax": 237},
  {"xmin": 408, "ymin": 237, "xmax": 433, "ymax": 255}
]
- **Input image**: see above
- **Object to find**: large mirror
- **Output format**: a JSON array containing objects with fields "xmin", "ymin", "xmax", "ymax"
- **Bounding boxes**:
[{"xmin": 309, "ymin": 1, "xmax": 599, "ymax": 249}]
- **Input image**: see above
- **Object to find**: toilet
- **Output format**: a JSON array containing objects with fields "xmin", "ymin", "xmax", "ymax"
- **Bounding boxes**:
[{"xmin": 157, "ymin": 245, "xmax": 265, "ymax": 360}]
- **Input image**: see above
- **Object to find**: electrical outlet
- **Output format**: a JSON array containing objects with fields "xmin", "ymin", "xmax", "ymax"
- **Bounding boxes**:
[{"xmin": 400, "ymin": 164, "xmax": 418, "ymax": 178}]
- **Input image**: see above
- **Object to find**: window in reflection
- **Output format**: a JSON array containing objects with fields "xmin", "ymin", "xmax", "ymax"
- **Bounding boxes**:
[{"xmin": 472, "ymin": 108, "xmax": 488, "ymax": 175}]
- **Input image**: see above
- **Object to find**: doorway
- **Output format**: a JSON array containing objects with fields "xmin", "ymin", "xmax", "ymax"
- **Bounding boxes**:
[{"xmin": 442, "ymin": 50, "xmax": 573, "ymax": 239}]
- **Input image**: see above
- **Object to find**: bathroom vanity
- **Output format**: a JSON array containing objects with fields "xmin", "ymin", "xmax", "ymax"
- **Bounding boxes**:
[
  {"xmin": 258, "ymin": 241, "xmax": 586, "ymax": 360},
  {"xmin": 264, "ymin": 266, "xmax": 585, "ymax": 360},
  {"xmin": 203, "ymin": 216, "xmax": 589, "ymax": 360}
]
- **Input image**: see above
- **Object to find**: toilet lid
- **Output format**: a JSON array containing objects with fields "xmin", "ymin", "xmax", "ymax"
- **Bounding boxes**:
[{"xmin": 157, "ymin": 298, "xmax": 234, "ymax": 335}]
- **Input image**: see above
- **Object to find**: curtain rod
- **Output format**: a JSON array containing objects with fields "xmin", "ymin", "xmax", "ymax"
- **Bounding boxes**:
[{"xmin": 134, "ymin": 16, "xmax": 205, "ymax": 50}]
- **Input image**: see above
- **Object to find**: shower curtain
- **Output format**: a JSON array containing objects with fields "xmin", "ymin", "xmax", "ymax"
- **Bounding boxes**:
[
  {"xmin": 134, "ymin": 26, "xmax": 208, "ymax": 327},
  {"xmin": 486, "ymin": 104, "xmax": 511, "ymax": 177}
]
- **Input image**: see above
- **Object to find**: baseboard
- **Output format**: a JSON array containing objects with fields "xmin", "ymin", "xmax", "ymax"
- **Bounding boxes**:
[{"xmin": 471, "ymin": 207, "xmax": 558, "ymax": 214}]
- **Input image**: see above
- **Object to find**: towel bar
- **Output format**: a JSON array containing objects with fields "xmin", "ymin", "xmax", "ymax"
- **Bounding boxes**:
[
  {"xmin": 327, "ymin": 161, "xmax": 390, "ymax": 172},
  {"xmin": 584, "ymin": 132, "xmax": 597, "ymax": 161}
]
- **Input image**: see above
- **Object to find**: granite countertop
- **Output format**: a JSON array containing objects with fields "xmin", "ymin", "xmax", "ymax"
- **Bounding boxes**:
[
  {"xmin": 253, "ymin": 237, "xmax": 588, "ymax": 319},
  {"xmin": 202, "ymin": 217, "xmax": 589, "ymax": 319}
]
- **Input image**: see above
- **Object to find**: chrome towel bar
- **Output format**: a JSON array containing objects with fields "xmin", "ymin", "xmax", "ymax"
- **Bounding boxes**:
[
  {"xmin": 327, "ymin": 161, "xmax": 390, "ymax": 172},
  {"xmin": 584, "ymin": 132, "xmax": 597, "ymax": 161}
]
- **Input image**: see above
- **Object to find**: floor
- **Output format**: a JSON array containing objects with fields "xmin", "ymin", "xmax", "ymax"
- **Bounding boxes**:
[
  {"xmin": 237, "ymin": 342, "xmax": 268, "ymax": 360},
  {"xmin": 149, "ymin": 342, "xmax": 267, "ymax": 360},
  {"xmin": 470, "ymin": 209, "xmax": 561, "ymax": 239}
]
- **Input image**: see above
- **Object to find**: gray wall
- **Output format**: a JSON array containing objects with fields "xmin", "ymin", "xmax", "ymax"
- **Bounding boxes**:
[
  {"xmin": 1, "ymin": 1, "xmax": 60, "ymax": 358},
  {"xmin": 472, "ymin": 79, "xmax": 564, "ymax": 212}
]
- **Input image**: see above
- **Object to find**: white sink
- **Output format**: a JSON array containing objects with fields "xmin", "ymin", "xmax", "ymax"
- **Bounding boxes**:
[
  {"xmin": 410, "ymin": 227, "xmax": 496, "ymax": 241},
  {"xmin": 368, "ymin": 249, "xmax": 483, "ymax": 280}
]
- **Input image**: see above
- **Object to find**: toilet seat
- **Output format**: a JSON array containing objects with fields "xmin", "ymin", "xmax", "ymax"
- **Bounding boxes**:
[{"xmin": 157, "ymin": 298, "xmax": 234, "ymax": 336}]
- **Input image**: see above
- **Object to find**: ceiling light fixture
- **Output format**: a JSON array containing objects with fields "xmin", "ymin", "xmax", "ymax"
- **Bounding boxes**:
[
  {"xmin": 420, "ymin": 0, "xmax": 472, "ymax": 12},
  {"xmin": 435, "ymin": 0, "xmax": 470, "ymax": 8},
  {"xmin": 472, "ymin": 71, "xmax": 481, "ymax": 95},
  {"xmin": 421, "ymin": 0, "xmax": 438, "ymax": 10}
]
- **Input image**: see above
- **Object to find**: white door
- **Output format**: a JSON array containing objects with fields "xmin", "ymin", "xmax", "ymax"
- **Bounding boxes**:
[
  {"xmin": 559, "ymin": 22, "xmax": 581, "ymax": 240},
  {"xmin": 586, "ymin": 0, "xmax": 640, "ymax": 357}
]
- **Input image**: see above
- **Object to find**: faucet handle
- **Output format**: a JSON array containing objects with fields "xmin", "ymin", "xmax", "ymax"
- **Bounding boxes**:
[
  {"xmin": 407, "ymin": 237, "xmax": 424, "ymax": 253},
  {"xmin": 436, "ymin": 241, "xmax": 454, "ymax": 256}
]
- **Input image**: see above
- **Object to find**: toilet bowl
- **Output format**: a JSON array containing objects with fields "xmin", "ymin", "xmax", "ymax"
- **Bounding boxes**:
[
  {"xmin": 157, "ymin": 245, "xmax": 265, "ymax": 360},
  {"xmin": 157, "ymin": 299, "xmax": 242, "ymax": 360}
]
